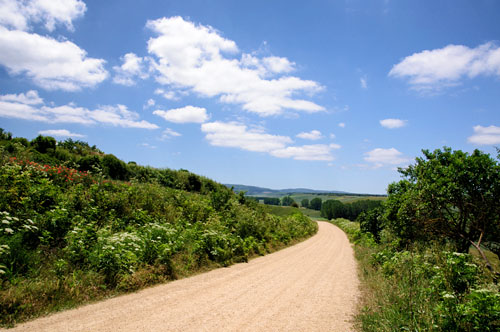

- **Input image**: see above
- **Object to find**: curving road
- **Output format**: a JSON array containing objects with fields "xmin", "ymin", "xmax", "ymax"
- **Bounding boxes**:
[{"xmin": 9, "ymin": 221, "xmax": 360, "ymax": 332}]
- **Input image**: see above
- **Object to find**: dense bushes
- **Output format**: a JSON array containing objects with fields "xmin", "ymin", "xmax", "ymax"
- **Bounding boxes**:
[
  {"xmin": 332, "ymin": 219, "xmax": 500, "ymax": 331},
  {"xmin": 330, "ymin": 147, "xmax": 500, "ymax": 331},
  {"xmin": 0, "ymin": 134, "xmax": 317, "ymax": 326}
]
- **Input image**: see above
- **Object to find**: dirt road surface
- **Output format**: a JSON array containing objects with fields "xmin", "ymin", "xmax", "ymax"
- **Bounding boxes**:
[{"xmin": 8, "ymin": 221, "xmax": 359, "ymax": 332}]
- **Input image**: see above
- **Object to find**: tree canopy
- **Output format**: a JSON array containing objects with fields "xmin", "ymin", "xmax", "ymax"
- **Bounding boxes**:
[{"xmin": 385, "ymin": 147, "xmax": 500, "ymax": 273}]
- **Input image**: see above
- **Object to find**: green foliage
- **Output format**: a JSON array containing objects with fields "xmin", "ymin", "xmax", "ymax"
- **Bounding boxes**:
[
  {"xmin": 101, "ymin": 154, "xmax": 129, "ymax": 181},
  {"xmin": 300, "ymin": 198, "xmax": 309, "ymax": 208},
  {"xmin": 332, "ymin": 218, "xmax": 500, "ymax": 332},
  {"xmin": 320, "ymin": 199, "xmax": 382, "ymax": 221},
  {"xmin": 263, "ymin": 197, "xmax": 281, "ymax": 205},
  {"xmin": 281, "ymin": 195, "xmax": 295, "ymax": 206},
  {"xmin": 31, "ymin": 135, "xmax": 56, "ymax": 154},
  {"xmin": 357, "ymin": 207, "xmax": 385, "ymax": 243},
  {"xmin": 77, "ymin": 155, "xmax": 102, "ymax": 172},
  {"xmin": 309, "ymin": 197, "xmax": 322, "ymax": 210},
  {"xmin": 387, "ymin": 147, "xmax": 500, "ymax": 255},
  {"xmin": 0, "ymin": 140, "xmax": 317, "ymax": 326}
]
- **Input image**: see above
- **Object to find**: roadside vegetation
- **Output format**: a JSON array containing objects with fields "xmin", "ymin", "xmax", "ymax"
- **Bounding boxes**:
[
  {"xmin": 0, "ymin": 129, "xmax": 317, "ymax": 327},
  {"xmin": 327, "ymin": 147, "xmax": 500, "ymax": 331}
]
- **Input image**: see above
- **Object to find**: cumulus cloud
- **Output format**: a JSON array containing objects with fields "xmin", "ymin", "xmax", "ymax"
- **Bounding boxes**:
[
  {"xmin": 296, "ymin": 130, "xmax": 323, "ymax": 140},
  {"xmin": 0, "ymin": 0, "xmax": 86, "ymax": 32},
  {"xmin": 201, "ymin": 121, "xmax": 338, "ymax": 161},
  {"xmin": 0, "ymin": 90, "xmax": 158, "ymax": 129},
  {"xmin": 146, "ymin": 16, "xmax": 324, "ymax": 116},
  {"xmin": 338, "ymin": 122, "xmax": 346, "ymax": 128},
  {"xmin": 38, "ymin": 129, "xmax": 84, "ymax": 138},
  {"xmin": 113, "ymin": 53, "xmax": 150, "ymax": 86},
  {"xmin": 0, "ymin": 26, "xmax": 108, "ymax": 91},
  {"xmin": 201, "ymin": 121, "xmax": 291, "ymax": 152},
  {"xmin": 467, "ymin": 125, "xmax": 500, "ymax": 145},
  {"xmin": 364, "ymin": 148, "xmax": 409, "ymax": 168},
  {"xmin": 380, "ymin": 118, "xmax": 407, "ymax": 129},
  {"xmin": 389, "ymin": 42, "xmax": 500, "ymax": 91},
  {"xmin": 0, "ymin": 1, "xmax": 107, "ymax": 91},
  {"xmin": 153, "ymin": 106, "xmax": 208, "ymax": 124},
  {"xmin": 0, "ymin": 89, "xmax": 43, "ymax": 105},
  {"xmin": 262, "ymin": 56, "xmax": 295, "ymax": 74}
]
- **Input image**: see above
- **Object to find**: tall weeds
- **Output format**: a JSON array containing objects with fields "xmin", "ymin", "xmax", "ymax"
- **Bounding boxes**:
[{"xmin": 331, "ymin": 218, "xmax": 500, "ymax": 332}]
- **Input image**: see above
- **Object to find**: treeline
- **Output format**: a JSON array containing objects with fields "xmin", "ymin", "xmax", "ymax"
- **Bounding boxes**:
[
  {"xmin": 332, "ymin": 147, "xmax": 500, "ymax": 331},
  {"xmin": 0, "ymin": 129, "xmax": 318, "ymax": 326},
  {"xmin": 320, "ymin": 199, "xmax": 382, "ymax": 221}
]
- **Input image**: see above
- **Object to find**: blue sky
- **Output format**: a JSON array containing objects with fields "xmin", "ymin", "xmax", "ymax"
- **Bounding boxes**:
[{"xmin": 1, "ymin": 0, "xmax": 500, "ymax": 194}]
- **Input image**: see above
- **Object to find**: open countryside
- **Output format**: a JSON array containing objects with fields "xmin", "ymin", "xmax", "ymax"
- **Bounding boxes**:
[{"xmin": 1, "ymin": 1, "xmax": 500, "ymax": 331}]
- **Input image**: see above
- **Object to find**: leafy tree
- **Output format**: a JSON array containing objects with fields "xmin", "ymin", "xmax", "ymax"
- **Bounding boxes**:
[
  {"xmin": 31, "ymin": 135, "xmax": 56, "ymax": 154},
  {"xmin": 357, "ymin": 207, "xmax": 385, "ymax": 242},
  {"xmin": 301, "ymin": 198, "xmax": 309, "ymax": 208},
  {"xmin": 263, "ymin": 197, "xmax": 281, "ymax": 206},
  {"xmin": 187, "ymin": 173, "xmax": 202, "ymax": 192},
  {"xmin": 320, "ymin": 199, "xmax": 344, "ymax": 220},
  {"xmin": 387, "ymin": 147, "xmax": 500, "ymax": 273},
  {"xmin": 78, "ymin": 155, "xmax": 102, "ymax": 172},
  {"xmin": 0, "ymin": 128, "xmax": 12, "ymax": 140},
  {"xmin": 11, "ymin": 137, "xmax": 28, "ymax": 147},
  {"xmin": 281, "ymin": 196, "xmax": 295, "ymax": 206},
  {"xmin": 101, "ymin": 154, "xmax": 129, "ymax": 180},
  {"xmin": 309, "ymin": 197, "xmax": 322, "ymax": 211}
]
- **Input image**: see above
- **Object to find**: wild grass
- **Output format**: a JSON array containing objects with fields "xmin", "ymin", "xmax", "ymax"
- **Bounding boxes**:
[{"xmin": 330, "ymin": 218, "xmax": 500, "ymax": 332}]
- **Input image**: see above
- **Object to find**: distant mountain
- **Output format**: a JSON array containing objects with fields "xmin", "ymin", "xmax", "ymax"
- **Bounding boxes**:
[{"xmin": 224, "ymin": 184, "xmax": 348, "ymax": 196}]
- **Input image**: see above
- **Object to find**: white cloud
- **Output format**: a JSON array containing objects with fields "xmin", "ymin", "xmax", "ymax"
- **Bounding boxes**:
[
  {"xmin": 153, "ymin": 106, "xmax": 208, "ymax": 124},
  {"xmin": 338, "ymin": 122, "xmax": 346, "ymax": 128},
  {"xmin": 38, "ymin": 129, "xmax": 84, "ymax": 138},
  {"xmin": 160, "ymin": 128, "xmax": 181, "ymax": 140},
  {"xmin": 467, "ymin": 125, "xmax": 500, "ymax": 145},
  {"xmin": 113, "ymin": 53, "xmax": 150, "ymax": 86},
  {"xmin": 201, "ymin": 121, "xmax": 338, "ymax": 161},
  {"xmin": 201, "ymin": 121, "xmax": 291, "ymax": 153},
  {"xmin": 329, "ymin": 143, "xmax": 341, "ymax": 149},
  {"xmin": 146, "ymin": 16, "xmax": 324, "ymax": 116},
  {"xmin": 329, "ymin": 133, "xmax": 336, "ymax": 139},
  {"xmin": 360, "ymin": 76, "xmax": 367, "ymax": 89},
  {"xmin": 270, "ymin": 144, "xmax": 335, "ymax": 161},
  {"xmin": 0, "ymin": 0, "xmax": 86, "ymax": 32},
  {"xmin": 364, "ymin": 148, "xmax": 409, "ymax": 168},
  {"xmin": 389, "ymin": 42, "xmax": 500, "ymax": 91},
  {"xmin": 143, "ymin": 98, "xmax": 155, "ymax": 109},
  {"xmin": 297, "ymin": 129, "xmax": 323, "ymax": 140},
  {"xmin": 154, "ymin": 88, "xmax": 180, "ymax": 100},
  {"xmin": 380, "ymin": 118, "xmax": 407, "ymax": 129},
  {"xmin": 0, "ymin": 89, "xmax": 43, "ymax": 105},
  {"xmin": 0, "ymin": 90, "xmax": 158, "ymax": 129},
  {"xmin": 262, "ymin": 56, "xmax": 295, "ymax": 73},
  {"xmin": 0, "ymin": 26, "xmax": 108, "ymax": 91}
]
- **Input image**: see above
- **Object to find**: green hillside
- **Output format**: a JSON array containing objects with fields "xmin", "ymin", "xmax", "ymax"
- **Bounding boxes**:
[{"xmin": 0, "ymin": 130, "xmax": 317, "ymax": 327}]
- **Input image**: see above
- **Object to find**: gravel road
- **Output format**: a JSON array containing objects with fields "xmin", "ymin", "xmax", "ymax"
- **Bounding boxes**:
[{"xmin": 8, "ymin": 221, "xmax": 360, "ymax": 332}]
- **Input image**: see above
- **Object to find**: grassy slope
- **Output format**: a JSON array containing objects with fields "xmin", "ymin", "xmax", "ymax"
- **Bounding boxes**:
[{"xmin": 0, "ymin": 136, "xmax": 318, "ymax": 327}]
